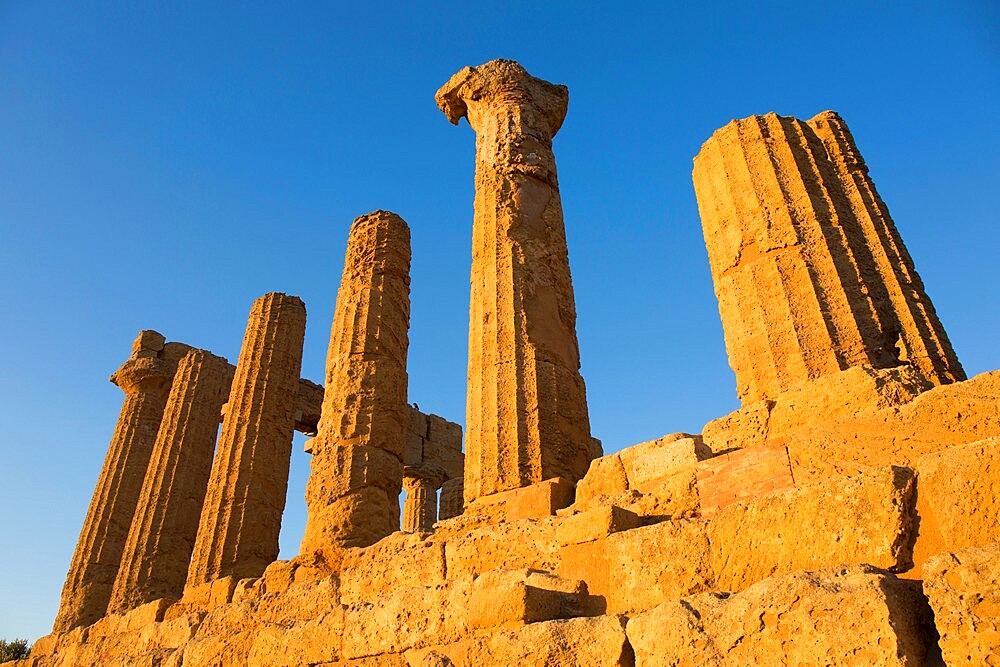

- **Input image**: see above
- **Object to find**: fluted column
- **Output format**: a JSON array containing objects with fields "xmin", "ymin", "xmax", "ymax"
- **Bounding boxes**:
[
  {"xmin": 187, "ymin": 293, "xmax": 306, "ymax": 586},
  {"xmin": 300, "ymin": 211, "xmax": 410, "ymax": 552},
  {"xmin": 108, "ymin": 349, "xmax": 231, "ymax": 613},
  {"xmin": 438, "ymin": 478, "xmax": 465, "ymax": 521},
  {"xmin": 53, "ymin": 331, "xmax": 184, "ymax": 631},
  {"xmin": 806, "ymin": 111, "xmax": 964, "ymax": 386},
  {"xmin": 436, "ymin": 59, "xmax": 598, "ymax": 505},
  {"xmin": 693, "ymin": 112, "xmax": 960, "ymax": 404},
  {"xmin": 401, "ymin": 465, "xmax": 447, "ymax": 533}
]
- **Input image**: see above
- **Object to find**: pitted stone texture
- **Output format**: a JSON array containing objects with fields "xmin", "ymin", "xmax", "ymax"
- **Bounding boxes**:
[
  {"xmin": 437, "ymin": 59, "xmax": 596, "ymax": 503},
  {"xmin": 54, "ymin": 331, "xmax": 187, "ymax": 632},
  {"xmin": 693, "ymin": 111, "xmax": 962, "ymax": 404},
  {"xmin": 911, "ymin": 438, "xmax": 1000, "ymax": 573},
  {"xmin": 626, "ymin": 565, "xmax": 930, "ymax": 666},
  {"xmin": 806, "ymin": 111, "xmax": 963, "ymax": 387},
  {"xmin": 574, "ymin": 434, "xmax": 709, "ymax": 521},
  {"xmin": 922, "ymin": 543, "xmax": 1000, "ymax": 665},
  {"xmin": 187, "ymin": 293, "xmax": 306, "ymax": 586},
  {"xmin": 708, "ymin": 466, "xmax": 916, "ymax": 592},
  {"xmin": 464, "ymin": 615, "xmax": 632, "ymax": 666},
  {"xmin": 302, "ymin": 210, "xmax": 411, "ymax": 552},
  {"xmin": 110, "ymin": 349, "xmax": 231, "ymax": 614},
  {"xmin": 339, "ymin": 532, "xmax": 446, "ymax": 605}
]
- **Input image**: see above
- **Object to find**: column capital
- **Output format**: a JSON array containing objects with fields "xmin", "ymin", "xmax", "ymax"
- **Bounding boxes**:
[
  {"xmin": 435, "ymin": 59, "xmax": 568, "ymax": 137},
  {"xmin": 110, "ymin": 356, "xmax": 174, "ymax": 396},
  {"xmin": 403, "ymin": 464, "xmax": 448, "ymax": 491}
]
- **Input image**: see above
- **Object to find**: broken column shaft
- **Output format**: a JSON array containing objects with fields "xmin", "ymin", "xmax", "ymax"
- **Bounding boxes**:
[
  {"xmin": 299, "ymin": 211, "xmax": 411, "ymax": 552},
  {"xmin": 436, "ymin": 59, "xmax": 597, "ymax": 505},
  {"xmin": 186, "ymin": 293, "xmax": 306, "ymax": 586},
  {"xmin": 108, "ymin": 349, "xmax": 231, "ymax": 613},
  {"xmin": 692, "ymin": 112, "xmax": 963, "ymax": 404},
  {"xmin": 53, "ymin": 331, "xmax": 186, "ymax": 631}
]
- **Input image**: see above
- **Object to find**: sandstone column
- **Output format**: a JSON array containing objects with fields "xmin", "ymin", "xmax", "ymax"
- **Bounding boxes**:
[
  {"xmin": 805, "ymin": 111, "xmax": 964, "ymax": 386},
  {"xmin": 692, "ymin": 112, "xmax": 963, "ymax": 404},
  {"xmin": 401, "ymin": 465, "xmax": 447, "ymax": 533},
  {"xmin": 53, "ymin": 331, "xmax": 184, "ymax": 631},
  {"xmin": 438, "ymin": 478, "xmax": 465, "ymax": 521},
  {"xmin": 108, "ymin": 349, "xmax": 231, "ymax": 613},
  {"xmin": 300, "ymin": 211, "xmax": 410, "ymax": 552},
  {"xmin": 436, "ymin": 59, "xmax": 598, "ymax": 504},
  {"xmin": 186, "ymin": 293, "xmax": 306, "ymax": 586}
]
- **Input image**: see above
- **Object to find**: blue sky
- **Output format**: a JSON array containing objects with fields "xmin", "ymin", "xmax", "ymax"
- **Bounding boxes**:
[{"xmin": 1, "ymin": 1, "xmax": 997, "ymax": 642}]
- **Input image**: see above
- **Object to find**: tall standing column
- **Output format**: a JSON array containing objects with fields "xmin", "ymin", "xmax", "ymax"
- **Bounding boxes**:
[
  {"xmin": 436, "ymin": 59, "xmax": 598, "ymax": 504},
  {"xmin": 692, "ymin": 112, "xmax": 963, "ymax": 404},
  {"xmin": 401, "ymin": 465, "xmax": 447, "ymax": 533},
  {"xmin": 53, "ymin": 331, "xmax": 184, "ymax": 631},
  {"xmin": 108, "ymin": 349, "xmax": 231, "ymax": 613},
  {"xmin": 300, "ymin": 211, "xmax": 410, "ymax": 553},
  {"xmin": 805, "ymin": 111, "xmax": 964, "ymax": 386},
  {"xmin": 186, "ymin": 293, "xmax": 306, "ymax": 586}
]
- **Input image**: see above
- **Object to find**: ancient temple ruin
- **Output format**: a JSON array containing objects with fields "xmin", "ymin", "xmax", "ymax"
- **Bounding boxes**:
[{"xmin": 20, "ymin": 59, "xmax": 1000, "ymax": 666}]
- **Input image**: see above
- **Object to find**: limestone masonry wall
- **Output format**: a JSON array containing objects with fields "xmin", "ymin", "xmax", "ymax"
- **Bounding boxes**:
[{"xmin": 20, "ymin": 59, "xmax": 999, "ymax": 667}]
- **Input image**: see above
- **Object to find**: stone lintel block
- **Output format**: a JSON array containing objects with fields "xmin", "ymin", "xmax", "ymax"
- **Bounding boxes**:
[
  {"xmin": 922, "ymin": 543, "xmax": 1000, "ymax": 665},
  {"xmin": 468, "ymin": 569, "xmax": 585, "ymax": 630},
  {"xmin": 464, "ymin": 614, "xmax": 632, "ymax": 667},
  {"xmin": 626, "ymin": 565, "xmax": 930, "ymax": 666},
  {"xmin": 555, "ymin": 506, "xmax": 641, "ymax": 547},
  {"xmin": 465, "ymin": 477, "xmax": 575, "ymax": 522},
  {"xmin": 708, "ymin": 466, "xmax": 916, "ymax": 592},
  {"xmin": 426, "ymin": 413, "xmax": 462, "ymax": 451}
]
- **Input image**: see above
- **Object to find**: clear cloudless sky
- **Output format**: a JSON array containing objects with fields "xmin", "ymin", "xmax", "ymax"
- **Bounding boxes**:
[{"xmin": 1, "ymin": 1, "xmax": 997, "ymax": 643}]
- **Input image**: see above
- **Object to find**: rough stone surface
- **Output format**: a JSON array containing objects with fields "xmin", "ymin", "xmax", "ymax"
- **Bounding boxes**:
[
  {"xmin": 693, "ymin": 111, "xmax": 962, "ymax": 404},
  {"xmin": 109, "ymin": 349, "xmax": 230, "ymax": 615},
  {"xmin": 708, "ymin": 466, "xmax": 916, "ymax": 591},
  {"xmin": 464, "ymin": 615, "xmax": 632, "ymax": 667},
  {"xmin": 438, "ymin": 478, "xmax": 465, "ymax": 521},
  {"xmin": 911, "ymin": 438, "xmax": 1000, "ymax": 574},
  {"xmin": 402, "ymin": 464, "xmax": 447, "ymax": 533},
  {"xmin": 695, "ymin": 445, "xmax": 795, "ymax": 516},
  {"xmin": 922, "ymin": 543, "xmax": 1000, "ymax": 666},
  {"xmin": 627, "ymin": 565, "xmax": 930, "ymax": 666},
  {"xmin": 302, "ymin": 210, "xmax": 411, "ymax": 552},
  {"xmin": 187, "ymin": 292, "xmax": 306, "ymax": 586},
  {"xmin": 54, "ymin": 331, "xmax": 187, "ymax": 632},
  {"xmin": 437, "ymin": 59, "xmax": 597, "ymax": 503}
]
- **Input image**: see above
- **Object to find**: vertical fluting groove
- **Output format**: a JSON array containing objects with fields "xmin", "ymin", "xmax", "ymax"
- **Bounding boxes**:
[
  {"xmin": 54, "ymin": 332, "xmax": 179, "ymax": 631},
  {"xmin": 108, "ymin": 349, "xmax": 230, "ymax": 613},
  {"xmin": 300, "ymin": 211, "xmax": 410, "ymax": 553},
  {"xmin": 437, "ymin": 59, "xmax": 596, "ymax": 504},
  {"xmin": 187, "ymin": 293, "xmax": 305, "ymax": 586},
  {"xmin": 694, "ymin": 111, "xmax": 964, "ymax": 404}
]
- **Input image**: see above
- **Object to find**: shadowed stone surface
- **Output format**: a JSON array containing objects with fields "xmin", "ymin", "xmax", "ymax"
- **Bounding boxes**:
[
  {"xmin": 436, "ymin": 58, "xmax": 598, "ymax": 504},
  {"xmin": 693, "ymin": 111, "xmax": 962, "ymax": 404}
]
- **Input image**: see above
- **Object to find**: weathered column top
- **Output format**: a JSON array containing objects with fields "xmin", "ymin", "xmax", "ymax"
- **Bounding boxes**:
[
  {"xmin": 110, "ymin": 331, "xmax": 184, "ymax": 394},
  {"xmin": 435, "ymin": 58, "xmax": 568, "ymax": 137},
  {"xmin": 403, "ymin": 463, "xmax": 448, "ymax": 490}
]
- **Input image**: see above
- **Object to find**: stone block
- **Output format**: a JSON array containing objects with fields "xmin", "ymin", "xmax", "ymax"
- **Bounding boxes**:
[
  {"xmin": 910, "ymin": 438, "xmax": 1000, "ymax": 572},
  {"xmin": 922, "ymin": 543, "xmax": 1000, "ymax": 665},
  {"xmin": 341, "ymin": 577, "xmax": 473, "ymax": 659},
  {"xmin": 468, "ymin": 569, "xmax": 585, "ymax": 630},
  {"xmin": 555, "ymin": 506, "xmax": 640, "ymax": 546},
  {"xmin": 443, "ymin": 518, "xmax": 560, "ymax": 580},
  {"xmin": 247, "ymin": 610, "xmax": 345, "ymax": 666},
  {"xmin": 465, "ymin": 477, "xmax": 574, "ymax": 522},
  {"xmin": 696, "ymin": 446, "xmax": 795, "ymax": 516},
  {"xmin": 464, "ymin": 615, "xmax": 632, "ymax": 666},
  {"xmin": 255, "ymin": 576, "xmax": 340, "ymax": 626},
  {"xmin": 340, "ymin": 532, "xmax": 446, "ymax": 604},
  {"xmin": 707, "ymin": 466, "xmax": 916, "ymax": 592},
  {"xmin": 626, "ymin": 565, "xmax": 929, "ymax": 666},
  {"xmin": 619, "ymin": 434, "xmax": 706, "ymax": 492},
  {"xmin": 575, "ymin": 454, "xmax": 628, "ymax": 504},
  {"xmin": 558, "ymin": 519, "xmax": 711, "ymax": 616}
]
